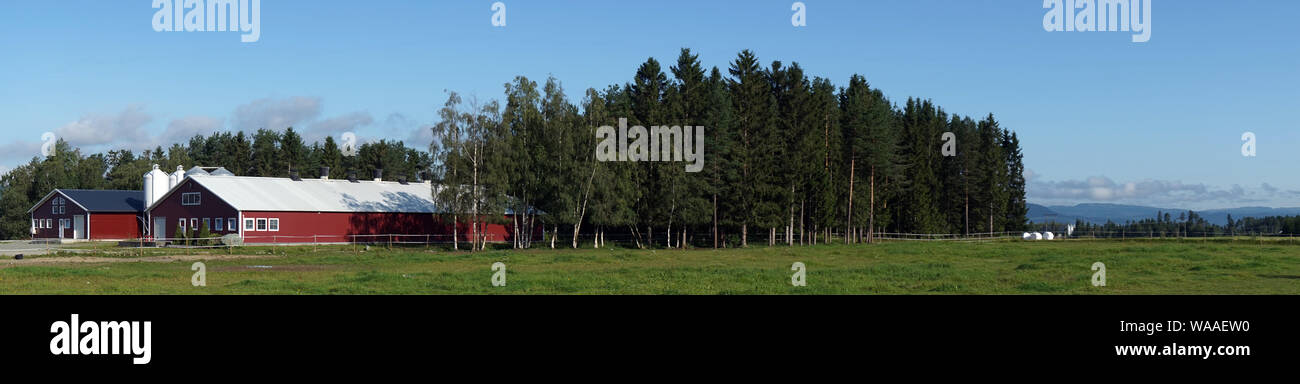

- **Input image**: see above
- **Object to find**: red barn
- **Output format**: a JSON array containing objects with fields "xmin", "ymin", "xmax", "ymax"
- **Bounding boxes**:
[
  {"xmin": 146, "ymin": 172, "xmax": 521, "ymax": 244},
  {"xmin": 27, "ymin": 189, "xmax": 144, "ymax": 241}
]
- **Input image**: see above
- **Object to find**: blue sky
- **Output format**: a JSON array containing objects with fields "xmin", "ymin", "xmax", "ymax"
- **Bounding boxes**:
[{"xmin": 1, "ymin": 0, "xmax": 1297, "ymax": 210}]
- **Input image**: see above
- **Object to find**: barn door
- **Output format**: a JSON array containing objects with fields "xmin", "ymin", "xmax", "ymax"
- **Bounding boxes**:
[
  {"xmin": 153, "ymin": 217, "xmax": 167, "ymax": 241},
  {"xmin": 73, "ymin": 215, "xmax": 85, "ymax": 239}
]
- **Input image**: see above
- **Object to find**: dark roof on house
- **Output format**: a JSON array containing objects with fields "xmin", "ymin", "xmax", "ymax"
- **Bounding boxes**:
[{"xmin": 28, "ymin": 189, "xmax": 144, "ymax": 213}]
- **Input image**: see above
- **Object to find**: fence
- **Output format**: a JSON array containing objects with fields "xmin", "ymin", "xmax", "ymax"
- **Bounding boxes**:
[{"xmin": 17, "ymin": 229, "xmax": 1300, "ymax": 251}]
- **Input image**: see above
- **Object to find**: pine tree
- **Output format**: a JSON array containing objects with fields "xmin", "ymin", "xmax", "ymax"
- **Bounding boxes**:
[
  {"xmin": 1001, "ymin": 129, "xmax": 1028, "ymax": 232},
  {"xmin": 668, "ymin": 49, "xmax": 713, "ymax": 248},
  {"xmin": 807, "ymin": 77, "xmax": 842, "ymax": 244},
  {"xmin": 726, "ymin": 50, "xmax": 777, "ymax": 247}
]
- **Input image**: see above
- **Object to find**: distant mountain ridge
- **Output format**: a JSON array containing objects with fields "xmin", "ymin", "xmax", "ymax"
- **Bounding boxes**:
[{"xmin": 1028, "ymin": 203, "xmax": 1300, "ymax": 226}]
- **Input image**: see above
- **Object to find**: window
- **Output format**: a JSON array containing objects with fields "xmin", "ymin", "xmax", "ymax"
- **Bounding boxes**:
[
  {"xmin": 203, "ymin": 218, "xmax": 211, "ymax": 231},
  {"xmin": 178, "ymin": 218, "xmax": 186, "ymax": 231},
  {"xmin": 61, "ymin": 219, "xmax": 69, "ymax": 229},
  {"xmin": 229, "ymin": 218, "xmax": 238, "ymax": 231},
  {"xmin": 215, "ymin": 218, "xmax": 223, "ymax": 231},
  {"xmin": 244, "ymin": 218, "xmax": 255, "ymax": 231},
  {"xmin": 182, "ymin": 192, "xmax": 201, "ymax": 206},
  {"xmin": 268, "ymin": 218, "xmax": 279, "ymax": 232},
  {"xmin": 52, "ymin": 205, "xmax": 56, "ymax": 214},
  {"xmin": 256, "ymin": 218, "xmax": 267, "ymax": 231},
  {"xmin": 45, "ymin": 219, "xmax": 51, "ymax": 228},
  {"xmin": 190, "ymin": 218, "xmax": 198, "ymax": 230}
]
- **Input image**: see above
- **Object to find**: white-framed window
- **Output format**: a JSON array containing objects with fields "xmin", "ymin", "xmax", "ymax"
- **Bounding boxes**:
[
  {"xmin": 228, "ymin": 218, "xmax": 237, "ymax": 231},
  {"xmin": 203, "ymin": 218, "xmax": 211, "ymax": 231},
  {"xmin": 45, "ymin": 219, "xmax": 51, "ymax": 228},
  {"xmin": 181, "ymin": 192, "xmax": 201, "ymax": 206},
  {"xmin": 178, "ymin": 218, "xmax": 186, "ymax": 231},
  {"xmin": 215, "ymin": 218, "xmax": 223, "ymax": 231},
  {"xmin": 256, "ymin": 218, "xmax": 267, "ymax": 231},
  {"xmin": 244, "ymin": 218, "xmax": 255, "ymax": 231},
  {"xmin": 61, "ymin": 219, "xmax": 69, "ymax": 229},
  {"xmin": 268, "ymin": 218, "xmax": 279, "ymax": 232},
  {"xmin": 52, "ymin": 205, "xmax": 56, "ymax": 214},
  {"xmin": 189, "ymin": 218, "xmax": 198, "ymax": 230}
]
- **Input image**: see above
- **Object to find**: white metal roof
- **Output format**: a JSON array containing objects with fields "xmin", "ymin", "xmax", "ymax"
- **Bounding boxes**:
[{"xmin": 164, "ymin": 175, "xmax": 438, "ymax": 213}]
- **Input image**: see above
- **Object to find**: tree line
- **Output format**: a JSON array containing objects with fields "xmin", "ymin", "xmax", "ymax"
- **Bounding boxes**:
[
  {"xmin": 0, "ymin": 129, "xmax": 431, "ymax": 239},
  {"xmin": 1049, "ymin": 211, "xmax": 1300, "ymax": 238},
  {"xmin": 430, "ymin": 48, "xmax": 1029, "ymax": 250}
]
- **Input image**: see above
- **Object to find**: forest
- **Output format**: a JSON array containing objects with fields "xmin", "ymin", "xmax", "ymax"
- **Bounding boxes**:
[
  {"xmin": 428, "ymin": 49, "xmax": 1028, "ymax": 249},
  {"xmin": 1, "ymin": 49, "xmax": 1030, "ymax": 247}
]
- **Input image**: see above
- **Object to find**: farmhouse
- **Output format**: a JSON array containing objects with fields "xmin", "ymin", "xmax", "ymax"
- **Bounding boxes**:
[
  {"xmin": 27, "ymin": 189, "xmax": 145, "ymax": 241},
  {"xmin": 143, "ymin": 166, "xmax": 518, "ymax": 244}
]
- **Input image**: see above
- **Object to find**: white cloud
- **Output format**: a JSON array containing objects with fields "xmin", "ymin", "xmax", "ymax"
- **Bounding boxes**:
[
  {"xmin": 1026, "ymin": 174, "xmax": 1300, "ymax": 208},
  {"xmin": 377, "ymin": 112, "xmax": 433, "ymax": 149},
  {"xmin": 158, "ymin": 116, "xmax": 226, "ymax": 147},
  {"xmin": 233, "ymin": 97, "xmax": 322, "ymax": 131},
  {"xmin": 307, "ymin": 112, "xmax": 374, "ymax": 143},
  {"xmin": 53, "ymin": 105, "xmax": 153, "ymax": 148}
]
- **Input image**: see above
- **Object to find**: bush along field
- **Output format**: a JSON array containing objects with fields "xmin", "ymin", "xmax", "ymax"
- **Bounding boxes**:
[{"xmin": 1, "ymin": 239, "xmax": 1299, "ymax": 294}]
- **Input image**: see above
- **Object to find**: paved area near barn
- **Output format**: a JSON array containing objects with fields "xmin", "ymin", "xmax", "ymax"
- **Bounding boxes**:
[{"xmin": 0, "ymin": 240, "xmax": 73, "ymax": 256}]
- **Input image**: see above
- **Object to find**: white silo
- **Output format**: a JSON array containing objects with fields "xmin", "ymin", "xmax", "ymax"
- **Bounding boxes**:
[
  {"xmin": 143, "ymin": 164, "xmax": 168, "ymax": 208},
  {"xmin": 143, "ymin": 165, "xmax": 156, "ymax": 209},
  {"xmin": 169, "ymin": 165, "xmax": 184, "ymax": 188}
]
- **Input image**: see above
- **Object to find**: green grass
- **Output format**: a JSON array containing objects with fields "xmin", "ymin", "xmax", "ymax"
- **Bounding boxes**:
[{"xmin": 3, "ymin": 239, "xmax": 1300, "ymax": 294}]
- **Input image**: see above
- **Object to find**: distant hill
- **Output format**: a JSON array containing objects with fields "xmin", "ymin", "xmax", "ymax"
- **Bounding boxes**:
[{"xmin": 1027, "ymin": 203, "xmax": 1300, "ymax": 226}]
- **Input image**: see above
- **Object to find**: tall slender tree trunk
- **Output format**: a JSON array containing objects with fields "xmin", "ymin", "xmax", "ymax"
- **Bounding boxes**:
[
  {"xmin": 868, "ymin": 165, "xmax": 875, "ymax": 244},
  {"xmin": 712, "ymin": 194, "xmax": 718, "ymax": 249},
  {"xmin": 742, "ymin": 224, "xmax": 748, "ymax": 247},
  {"xmin": 846, "ymin": 159, "xmax": 855, "ymax": 244},
  {"xmin": 790, "ymin": 200, "xmax": 800, "ymax": 248},
  {"xmin": 964, "ymin": 193, "xmax": 969, "ymax": 237}
]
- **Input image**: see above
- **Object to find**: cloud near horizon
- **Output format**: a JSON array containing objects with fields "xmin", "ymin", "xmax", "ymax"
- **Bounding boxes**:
[{"xmin": 1027, "ymin": 172, "xmax": 1297, "ymax": 209}]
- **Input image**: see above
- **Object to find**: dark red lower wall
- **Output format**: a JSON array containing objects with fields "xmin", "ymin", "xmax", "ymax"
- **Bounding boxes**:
[
  {"xmin": 239, "ymin": 211, "xmax": 531, "ymax": 244},
  {"xmin": 89, "ymin": 213, "xmax": 142, "ymax": 240}
]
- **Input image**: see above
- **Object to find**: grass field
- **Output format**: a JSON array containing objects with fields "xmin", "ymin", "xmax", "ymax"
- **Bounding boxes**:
[{"xmin": 2, "ymin": 239, "xmax": 1299, "ymax": 294}]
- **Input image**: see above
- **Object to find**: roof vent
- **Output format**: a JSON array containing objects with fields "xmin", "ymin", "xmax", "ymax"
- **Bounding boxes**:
[
  {"xmin": 347, "ymin": 170, "xmax": 358, "ymax": 183},
  {"xmin": 398, "ymin": 177, "xmax": 408, "ymax": 185},
  {"xmin": 290, "ymin": 171, "xmax": 301, "ymax": 181},
  {"xmin": 319, "ymin": 166, "xmax": 330, "ymax": 180},
  {"xmin": 373, "ymin": 169, "xmax": 383, "ymax": 182}
]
